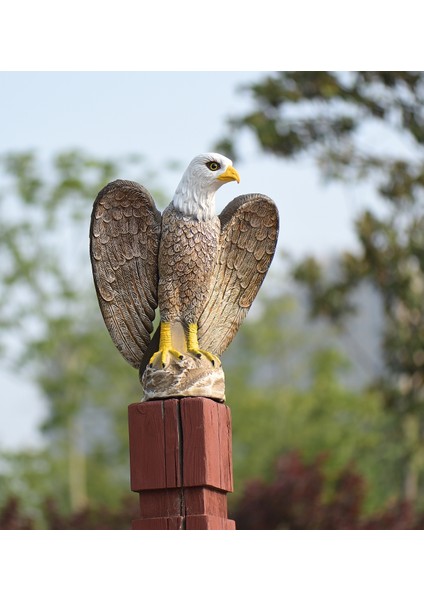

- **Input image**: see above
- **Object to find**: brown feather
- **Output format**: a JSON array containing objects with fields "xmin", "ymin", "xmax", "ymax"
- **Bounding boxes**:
[
  {"xmin": 198, "ymin": 194, "xmax": 279, "ymax": 356},
  {"xmin": 90, "ymin": 179, "xmax": 161, "ymax": 369}
]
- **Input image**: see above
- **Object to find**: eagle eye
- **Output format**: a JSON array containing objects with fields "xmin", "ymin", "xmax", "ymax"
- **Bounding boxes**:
[{"xmin": 206, "ymin": 161, "xmax": 220, "ymax": 172}]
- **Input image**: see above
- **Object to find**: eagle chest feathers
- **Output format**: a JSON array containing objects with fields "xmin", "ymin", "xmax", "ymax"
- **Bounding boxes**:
[{"xmin": 158, "ymin": 205, "xmax": 220, "ymax": 323}]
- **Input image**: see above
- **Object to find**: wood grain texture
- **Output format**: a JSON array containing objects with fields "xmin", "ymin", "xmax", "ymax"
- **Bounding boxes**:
[
  {"xmin": 128, "ymin": 397, "xmax": 235, "ymax": 530},
  {"xmin": 186, "ymin": 515, "xmax": 236, "ymax": 530},
  {"xmin": 132, "ymin": 516, "xmax": 183, "ymax": 530},
  {"xmin": 138, "ymin": 490, "xmax": 182, "ymax": 519},
  {"xmin": 128, "ymin": 401, "xmax": 167, "ymax": 491},
  {"xmin": 180, "ymin": 397, "xmax": 233, "ymax": 491},
  {"xmin": 184, "ymin": 488, "xmax": 228, "ymax": 516},
  {"xmin": 163, "ymin": 400, "xmax": 182, "ymax": 488}
]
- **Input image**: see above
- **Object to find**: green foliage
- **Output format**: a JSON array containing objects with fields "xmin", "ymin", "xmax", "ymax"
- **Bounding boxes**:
[
  {"xmin": 223, "ymin": 71, "xmax": 424, "ymax": 504},
  {"xmin": 0, "ymin": 150, "xmax": 165, "ymax": 520},
  {"xmin": 226, "ymin": 289, "xmax": 396, "ymax": 514}
]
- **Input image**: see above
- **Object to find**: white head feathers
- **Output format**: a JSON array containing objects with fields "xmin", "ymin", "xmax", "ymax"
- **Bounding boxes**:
[{"xmin": 172, "ymin": 153, "xmax": 240, "ymax": 221}]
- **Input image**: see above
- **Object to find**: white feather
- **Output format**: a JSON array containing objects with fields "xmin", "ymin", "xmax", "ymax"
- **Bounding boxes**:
[{"xmin": 172, "ymin": 153, "xmax": 234, "ymax": 221}]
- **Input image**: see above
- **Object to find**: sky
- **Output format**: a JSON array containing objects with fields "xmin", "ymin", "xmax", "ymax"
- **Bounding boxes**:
[
  {"xmin": 0, "ymin": 71, "xmax": 384, "ymax": 450},
  {"xmin": 2, "ymin": 71, "xmax": 373, "ymax": 253}
]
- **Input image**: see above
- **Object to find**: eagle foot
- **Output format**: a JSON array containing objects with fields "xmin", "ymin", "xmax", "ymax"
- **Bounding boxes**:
[
  {"xmin": 149, "ymin": 347, "xmax": 184, "ymax": 369},
  {"xmin": 186, "ymin": 323, "xmax": 220, "ymax": 367},
  {"xmin": 188, "ymin": 348, "xmax": 221, "ymax": 367},
  {"xmin": 149, "ymin": 323, "xmax": 184, "ymax": 368}
]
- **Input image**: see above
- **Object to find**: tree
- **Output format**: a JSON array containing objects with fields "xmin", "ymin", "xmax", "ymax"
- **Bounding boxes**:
[
  {"xmin": 223, "ymin": 273, "xmax": 398, "ymax": 515},
  {"xmin": 0, "ymin": 150, "xmax": 168, "ymax": 516},
  {"xmin": 220, "ymin": 71, "xmax": 424, "ymax": 503},
  {"xmin": 231, "ymin": 450, "xmax": 423, "ymax": 530}
]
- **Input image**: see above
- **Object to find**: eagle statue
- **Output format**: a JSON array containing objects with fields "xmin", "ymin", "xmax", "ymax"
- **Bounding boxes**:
[{"xmin": 90, "ymin": 153, "xmax": 279, "ymax": 399}]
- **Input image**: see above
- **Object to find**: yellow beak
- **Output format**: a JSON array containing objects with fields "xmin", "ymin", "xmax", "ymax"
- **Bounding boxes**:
[{"xmin": 217, "ymin": 165, "xmax": 240, "ymax": 184}]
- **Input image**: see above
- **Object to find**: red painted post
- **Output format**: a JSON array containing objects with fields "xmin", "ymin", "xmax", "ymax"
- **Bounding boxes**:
[{"xmin": 128, "ymin": 396, "xmax": 235, "ymax": 530}]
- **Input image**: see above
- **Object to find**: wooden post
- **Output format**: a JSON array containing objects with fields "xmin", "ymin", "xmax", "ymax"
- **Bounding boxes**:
[{"xmin": 128, "ymin": 396, "xmax": 235, "ymax": 530}]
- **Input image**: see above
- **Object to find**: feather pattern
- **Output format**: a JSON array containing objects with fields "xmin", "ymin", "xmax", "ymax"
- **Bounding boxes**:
[
  {"xmin": 90, "ymin": 179, "xmax": 161, "ymax": 368},
  {"xmin": 90, "ymin": 156, "xmax": 279, "ymax": 376},
  {"xmin": 197, "ymin": 194, "xmax": 279, "ymax": 355}
]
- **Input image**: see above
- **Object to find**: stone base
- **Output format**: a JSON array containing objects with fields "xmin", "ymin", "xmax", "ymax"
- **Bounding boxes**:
[
  {"xmin": 141, "ymin": 353, "xmax": 225, "ymax": 402},
  {"xmin": 139, "ymin": 322, "xmax": 225, "ymax": 402}
]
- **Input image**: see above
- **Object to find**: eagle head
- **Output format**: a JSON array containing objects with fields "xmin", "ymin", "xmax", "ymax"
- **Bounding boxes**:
[{"xmin": 172, "ymin": 152, "xmax": 240, "ymax": 221}]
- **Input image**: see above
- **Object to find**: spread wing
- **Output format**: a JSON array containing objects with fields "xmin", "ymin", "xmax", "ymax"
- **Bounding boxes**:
[
  {"xmin": 90, "ymin": 179, "xmax": 162, "ymax": 369},
  {"xmin": 198, "ymin": 193, "xmax": 279, "ymax": 356}
]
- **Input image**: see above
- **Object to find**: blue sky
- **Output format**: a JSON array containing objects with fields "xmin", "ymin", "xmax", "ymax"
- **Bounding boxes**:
[{"xmin": 2, "ymin": 71, "xmax": 371, "ymax": 253}]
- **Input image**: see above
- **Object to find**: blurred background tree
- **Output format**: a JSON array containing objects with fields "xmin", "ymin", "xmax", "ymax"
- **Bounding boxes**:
[
  {"xmin": 219, "ymin": 71, "xmax": 424, "ymax": 506},
  {"xmin": 2, "ymin": 71, "xmax": 424, "ymax": 528},
  {"xmin": 0, "ymin": 150, "xmax": 166, "ymax": 521}
]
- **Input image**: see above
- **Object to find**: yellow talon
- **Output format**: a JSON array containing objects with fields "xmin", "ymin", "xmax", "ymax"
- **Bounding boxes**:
[
  {"xmin": 187, "ymin": 323, "xmax": 221, "ymax": 367},
  {"xmin": 149, "ymin": 322, "xmax": 183, "ymax": 368}
]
